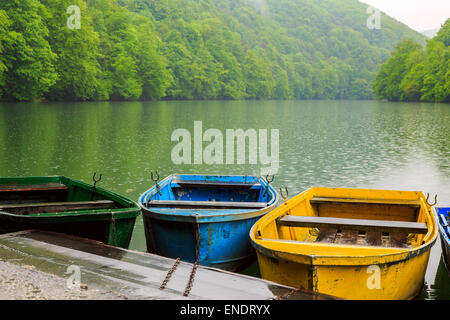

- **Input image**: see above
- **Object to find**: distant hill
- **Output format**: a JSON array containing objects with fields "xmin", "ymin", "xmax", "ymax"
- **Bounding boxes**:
[
  {"xmin": 0, "ymin": 0, "xmax": 427, "ymax": 101},
  {"xmin": 421, "ymin": 29, "xmax": 440, "ymax": 38}
]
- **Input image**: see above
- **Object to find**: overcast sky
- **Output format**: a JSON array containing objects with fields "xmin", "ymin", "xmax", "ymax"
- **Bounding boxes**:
[{"xmin": 360, "ymin": 0, "xmax": 450, "ymax": 31}]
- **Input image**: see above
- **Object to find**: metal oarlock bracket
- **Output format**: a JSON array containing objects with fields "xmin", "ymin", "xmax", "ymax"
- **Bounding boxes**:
[
  {"xmin": 262, "ymin": 174, "xmax": 275, "ymax": 198},
  {"xmin": 280, "ymin": 187, "xmax": 289, "ymax": 203},
  {"xmin": 426, "ymin": 193, "xmax": 437, "ymax": 207},
  {"xmin": 91, "ymin": 172, "xmax": 102, "ymax": 200},
  {"xmin": 146, "ymin": 170, "xmax": 161, "ymax": 207},
  {"xmin": 151, "ymin": 170, "xmax": 162, "ymax": 196},
  {"xmin": 265, "ymin": 174, "xmax": 274, "ymax": 184}
]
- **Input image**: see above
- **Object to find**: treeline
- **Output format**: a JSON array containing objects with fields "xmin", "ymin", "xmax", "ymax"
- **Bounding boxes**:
[
  {"xmin": 0, "ymin": 0, "xmax": 426, "ymax": 102},
  {"xmin": 0, "ymin": 0, "xmax": 171, "ymax": 101},
  {"xmin": 374, "ymin": 19, "xmax": 450, "ymax": 102}
]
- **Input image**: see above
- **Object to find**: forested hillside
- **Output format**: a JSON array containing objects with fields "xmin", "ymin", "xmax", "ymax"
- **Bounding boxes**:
[
  {"xmin": 0, "ymin": 0, "xmax": 426, "ymax": 102},
  {"xmin": 374, "ymin": 19, "xmax": 450, "ymax": 103}
]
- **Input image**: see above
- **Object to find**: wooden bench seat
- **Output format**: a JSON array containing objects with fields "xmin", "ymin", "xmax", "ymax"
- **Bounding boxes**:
[
  {"xmin": 0, "ymin": 200, "xmax": 115, "ymax": 215},
  {"xmin": 277, "ymin": 215, "xmax": 428, "ymax": 234},
  {"xmin": 0, "ymin": 183, "xmax": 69, "ymax": 193},
  {"xmin": 170, "ymin": 178, "xmax": 260, "ymax": 188},
  {"xmin": 147, "ymin": 199, "xmax": 267, "ymax": 209},
  {"xmin": 310, "ymin": 196, "xmax": 421, "ymax": 208}
]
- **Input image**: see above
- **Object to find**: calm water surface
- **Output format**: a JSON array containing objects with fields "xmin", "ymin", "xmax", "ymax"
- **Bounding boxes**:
[{"xmin": 0, "ymin": 100, "xmax": 449, "ymax": 299}]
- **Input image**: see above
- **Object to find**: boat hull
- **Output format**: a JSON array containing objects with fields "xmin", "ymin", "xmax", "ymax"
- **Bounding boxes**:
[
  {"xmin": 255, "ymin": 241, "xmax": 433, "ymax": 300},
  {"xmin": 143, "ymin": 214, "xmax": 262, "ymax": 271},
  {"xmin": 0, "ymin": 214, "xmax": 137, "ymax": 249},
  {"xmin": 0, "ymin": 176, "xmax": 141, "ymax": 249}
]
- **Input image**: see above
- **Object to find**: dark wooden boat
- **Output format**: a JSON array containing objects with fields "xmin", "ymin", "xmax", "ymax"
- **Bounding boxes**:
[{"xmin": 0, "ymin": 176, "xmax": 141, "ymax": 248}]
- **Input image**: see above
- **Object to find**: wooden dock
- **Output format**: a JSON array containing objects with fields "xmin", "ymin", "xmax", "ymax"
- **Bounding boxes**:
[{"xmin": 0, "ymin": 230, "xmax": 335, "ymax": 300}]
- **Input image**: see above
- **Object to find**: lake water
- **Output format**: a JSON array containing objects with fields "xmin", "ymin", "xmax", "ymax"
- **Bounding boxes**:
[{"xmin": 0, "ymin": 100, "xmax": 449, "ymax": 299}]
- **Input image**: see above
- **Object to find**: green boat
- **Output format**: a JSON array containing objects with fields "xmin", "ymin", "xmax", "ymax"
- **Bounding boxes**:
[{"xmin": 0, "ymin": 176, "xmax": 141, "ymax": 249}]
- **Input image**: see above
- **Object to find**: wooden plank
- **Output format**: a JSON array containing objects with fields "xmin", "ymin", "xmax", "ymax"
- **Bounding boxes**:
[
  {"xmin": 0, "ymin": 183, "xmax": 68, "ymax": 193},
  {"xmin": 147, "ymin": 199, "xmax": 267, "ymax": 209},
  {"xmin": 277, "ymin": 215, "xmax": 428, "ymax": 234},
  {"xmin": 310, "ymin": 196, "xmax": 421, "ymax": 208},
  {"xmin": 0, "ymin": 200, "xmax": 115, "ymax": 215},
  {"xmin": 171, "ymin": 178, "xmax": 259, "ymax": 188}
]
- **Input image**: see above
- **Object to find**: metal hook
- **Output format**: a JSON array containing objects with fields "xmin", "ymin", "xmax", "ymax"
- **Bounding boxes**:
[
  {"xmin": 151, "ymin": 170, "xmax": 162, "ymax": 196},
  {"xmin": 91, "ymin": 172, "xmax": 102, "ymax": 200},
  {"xmin": 151, "ymin": 170, "xmax": 160, "ymax": 183},
  {"xmin": 426, "ymin": 193, "xmax": 437, "ymax": 207},
  {"xmin": 92, "ymin": 172, "xmax": 102, "ymax": 186},
  {"xmin": 261, "ymin": 174, "xmax": 274, "ymax": 198},
  {"xmin": 280, "ymin": 187, "xmax": 289, "ymax": 203}
]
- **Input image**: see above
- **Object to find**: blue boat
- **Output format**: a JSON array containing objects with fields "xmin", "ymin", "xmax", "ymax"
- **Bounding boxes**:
[
  {"xmin": 138, "ymin": 174, "xmax": 278, "ymax": 271},
  {"xmin": 435, "ymin": 207, "xmax": 450, "ymax": 274}
]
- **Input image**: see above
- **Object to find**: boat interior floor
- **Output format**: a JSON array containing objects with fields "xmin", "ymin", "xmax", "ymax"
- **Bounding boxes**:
[{"xmin": 314, "ymin": 228, "xmax": 413, "ymax": 248}]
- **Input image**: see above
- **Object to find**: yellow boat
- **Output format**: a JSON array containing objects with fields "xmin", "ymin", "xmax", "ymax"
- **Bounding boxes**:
[{"xmin": 249, "ymin": 187, "xmax": 438, "ymax": 300}]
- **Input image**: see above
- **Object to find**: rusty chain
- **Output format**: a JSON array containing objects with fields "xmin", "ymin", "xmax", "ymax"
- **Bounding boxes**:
[
  {"xmin": 183, "ymin": 261, "xmax": 199, "ymax": 296},
  {"xmin": 160, "ymin": 258, "xmax": 181, "ymax": 290},
  {"xmin": 159, "ymin": 215, "xmax": 200, "ymax": 296},
  {"xmin": 183, "ymin": 215, "xmax": 200, "ymax": 297},
  {"xmin": 271, "ymin": 286, "xmax": 304, "ymax": 300}
]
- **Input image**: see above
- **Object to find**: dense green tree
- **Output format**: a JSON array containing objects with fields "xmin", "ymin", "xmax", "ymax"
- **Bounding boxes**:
[
  {"xmin": 420, "ymin": 40, "xmax": 449, "ymax": 102},
  {"xmin": 162, "ymin": 42, "xmax": 196, "ymax": 99},
  {"xmin": 399, "ymin": 50, "xmax": 426, "ymax": 101},
  {"xmin": 374, "ymin": 19, "xmax": 449, "ymax": 102},
  {"xmin": 134, "ymin": 15, "xmax": 172, "ymax": 100},
  {"xmin": 87, "ymin": 0, "xmax": 171, "ymax": 100},
  {"xmin": 373, "ymin": 39, "xmax": 423, "ymax": 101},
  {"xmin": 243, "ymin": 50, "xmax": 275, "ymax": 99},
  {"xmin": 41, "ymin": 0, "xmax": 104, "ymax": 101},
  {"xmin": 434, "ymin": 18, "xmax": 450, "ymax": 46},
  {"xmin": 0, "ymin": 0, "xmax": 57, "ymax": 101},
  {"xmin": 0, "ymin": 10, "xmax": 11, "ymax": 98}
]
